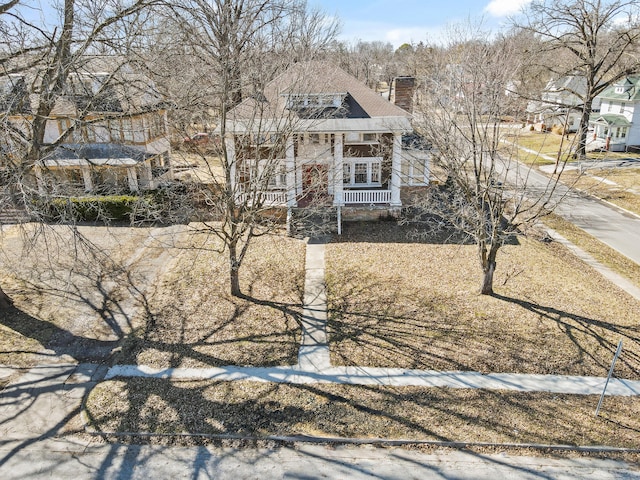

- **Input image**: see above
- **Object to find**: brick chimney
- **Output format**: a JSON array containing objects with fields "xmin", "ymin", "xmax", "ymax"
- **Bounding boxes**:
[{"xmin": 392, "ymin": 76, "xmax": 415, "ymax": 113}]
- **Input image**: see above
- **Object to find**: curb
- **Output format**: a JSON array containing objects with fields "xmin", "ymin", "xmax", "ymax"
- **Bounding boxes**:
[{"xmin": 80, "ymin": 429, "xmax": 640, "ymax": 455}]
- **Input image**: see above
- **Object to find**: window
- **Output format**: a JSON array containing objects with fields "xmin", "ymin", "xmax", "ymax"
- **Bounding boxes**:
[
  {"xmin": 309, "ymin": 133, "xmax": 321, "ymax": 144},
  {"xmin": 257, "ymin": 160, "xmax": 287, "ymax": 189},
  {"xmin": 354, "ymin": 163, "xmax": 368, "ymax": 183},
  {"xmin": 342, "ymin": 158, "xmax": 383, "ymax": 187},
  {"xmin": 286, "ymin": 93, "xmax": 345, "ymax": 110},
  {"xmin": 345, "ymin": 133, "xmax": 379, "ymax": 144},
  {"xmin": 345, "ymin": 132, "xmax": 360, "ymax": 143},
  {"xmin": 86, "ymin": 124, "xmax": 96, "ymax": 142},
  {"xmin": 371, "ymin": 162, "xmax": 380, "ymax": 183},
  {"xmin": 615, "ymin": 127, "xmax": 628, "ymax": 139},
  {"xmin": 110, "ymin": 119, "xmax": 123, "ymax": 142},
  {"xmin": 343, "ymin": 163, "xmax": 351, "ymax": 183},
  {"xmin": 122, "ymin": 117, "xmax": 134, "ymax": 142},
  {"xmin": 267, "ymin": 163, "xmax": 287, "ymax": 188}
]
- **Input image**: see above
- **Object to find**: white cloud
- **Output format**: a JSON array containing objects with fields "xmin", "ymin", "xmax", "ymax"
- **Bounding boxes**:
[{"xmin": 484, "ymin": 0, "xmax": 533, "ymax": 17}]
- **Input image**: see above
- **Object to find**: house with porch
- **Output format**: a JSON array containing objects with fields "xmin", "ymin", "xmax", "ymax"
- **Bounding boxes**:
[
  {"xmin": 222, "ymin": 62, "xmax": 429, "ymax": 220},
  {"xmin": 1, "ymin": 61, "xmax": 173, "ymax": 194},
  {"xmin": 526, "ymin": 75, "xmax": 593, "ymax": 132},
  {"xmin": 589, "ymin": 75, "xmax": 640, "ymax": 152}
]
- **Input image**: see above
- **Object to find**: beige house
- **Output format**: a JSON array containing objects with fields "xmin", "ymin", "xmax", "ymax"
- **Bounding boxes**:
[
  {"xmin": 222, "ymin": 62, "xmax": 429, "ymax": 216},
  {"xmin": 1, "ymin": 62, "xmax": 172, "ymax": 194}
]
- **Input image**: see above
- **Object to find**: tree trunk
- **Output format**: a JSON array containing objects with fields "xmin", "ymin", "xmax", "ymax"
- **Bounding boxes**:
[
  {"xmin": 0, "ymin": 285, "xmax": 14, "ymax": 309},
  {"xmin": 228, "ymin": 241, "xmax": 242, "ymax": 297},
  {"xmin": 480, "ymin": 260, "xmax": 496, "ymax": 295},
  {"xmin": 576, "ymin": 98, "xmax": 593, "ymax": 160},
  {"xmin": 230, "ymin": 265, "xmax": 241, "ymax": 297}
]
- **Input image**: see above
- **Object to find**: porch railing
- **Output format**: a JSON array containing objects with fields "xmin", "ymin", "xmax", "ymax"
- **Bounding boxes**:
[
  {"xmin": 236, "ymin": 190, "xmax": 288, "ymax": 206},
  {"xmin": 343, "ymin": 189, "xmax": 392, "ymax": 204}
]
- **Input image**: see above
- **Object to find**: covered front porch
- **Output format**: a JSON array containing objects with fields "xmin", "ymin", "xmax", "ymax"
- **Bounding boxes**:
[
  {"xmin": 36, "ymin": 143, "xmax": 173, "ymax": 194},
  {"xmin": 227, "ymin": 129, "xmax": 427, "ymax": 209},
  {"xmin": 590, "ymin": 114, "xmax": 631, "ymax": 152}
]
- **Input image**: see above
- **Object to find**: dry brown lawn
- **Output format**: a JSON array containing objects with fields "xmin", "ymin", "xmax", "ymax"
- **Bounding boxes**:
[
  {"xmin": 0, "ymin": 223, "xmax": 305, "ymax": 368},
  {"xmin": 326, "ymin": 222, "xmax": 640, "ymax": 379},
  {"xmin": 0, "ymin": 224, "xmax": 157, "ymax": 366},
  {"xmin": 86, "ymin": 378, "xmax": 640, "ymax": 449},
  {"xmin": 543, "ymin": 214, "xmax": 640, "ymax": 290},
  {"xmin": 114, "ymin": 228, "xmax": 305, "ymax": 368},
  {"xmin": 513, "ymin": 131, "xmax": 640, "ymax": 166},
  {"xmin": 172, "ymin": 152, "xmax": 224, "ymax": 184}
]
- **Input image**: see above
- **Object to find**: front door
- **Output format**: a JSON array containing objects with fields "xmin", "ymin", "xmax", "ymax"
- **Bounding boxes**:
[{"xmin": 301, "ymin": 164, "xmax": 329, "ymax": 206}]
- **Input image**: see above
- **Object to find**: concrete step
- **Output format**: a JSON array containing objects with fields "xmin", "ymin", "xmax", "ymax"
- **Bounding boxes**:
[
  {"xmin": 0, "ymin": 206, "xmax": 31, "ymax": 224},
  {"xmin": 290, "ymin": 207, "xmax": 337, "ymax": 237}
]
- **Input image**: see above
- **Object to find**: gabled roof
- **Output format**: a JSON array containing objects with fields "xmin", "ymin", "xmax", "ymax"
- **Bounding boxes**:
[
  {"xmin": 589, "ymin": 113, "xmax": 632, "ymax": 127},
  {"xmin": 228, "ymin": 61, "xmax": 410, "ymax": 122},
  {"xmin": 1, "ymin": 57, "xmax": 166, "ymax": 117},
  {"xmin": 598, "ymin": 75, "xmax": 640, "ymax": 102}
]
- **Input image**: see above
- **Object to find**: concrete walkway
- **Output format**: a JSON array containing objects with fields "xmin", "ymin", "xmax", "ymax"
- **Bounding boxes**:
[
  {"xmin": 2, "ymin": 237, "xmax": 640, "ymax": 477},
  {"xmin": 104, "ymin": 236, "xmax": 640, "ymax": 396},
  {"xmin": 297, "ymin": 236, "xmax": 331, "ymax": 371}
]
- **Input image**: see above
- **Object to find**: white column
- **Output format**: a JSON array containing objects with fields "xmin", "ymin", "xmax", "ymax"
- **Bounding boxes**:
[
  {"xmin": 81, "ymin": 166, "xmax": 93, "ymax": 191},
  {"xmin": 127, "ymin": 167, "xmax": 139, "ymax": 192},
  {"xmin": 391, "ymin": 132, "xmax": 402, "ymax": 206},
  {"xmin": 285, "ymin": 136, "xmax": 296, "ymax": 207},
  {"xmin": 333, "ymin": 133, "xmax": 344, "ymax": 206},
  {"xmin": 224, "ymin": 134, "xmax": 236, "ymax": 195}
]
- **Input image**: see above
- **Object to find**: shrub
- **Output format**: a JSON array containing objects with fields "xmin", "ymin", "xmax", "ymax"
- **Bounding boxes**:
[{"xmin": 48, "ymin": 195, "xmax": 140, "ymax": 223}]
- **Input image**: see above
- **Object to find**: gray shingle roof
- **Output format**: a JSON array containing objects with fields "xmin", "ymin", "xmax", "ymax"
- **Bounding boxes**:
[{"xmin": 228, "ymin": 61, "xmax": 410, "ymax": 121}]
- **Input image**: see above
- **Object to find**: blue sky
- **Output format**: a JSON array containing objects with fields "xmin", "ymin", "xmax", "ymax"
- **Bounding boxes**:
[{"xmin": 310, "ymin": 0, "xmax": 533, "ymax": 47}]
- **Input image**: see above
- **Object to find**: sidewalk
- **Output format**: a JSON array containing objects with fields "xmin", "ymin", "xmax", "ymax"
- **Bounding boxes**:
[
  {"xmin": 105, "ymin": 236, "xmax": 640, "ymax": 396},
  {"xmin": 2, "ymin": 237, "xmax": 640, "ymax": 477}
]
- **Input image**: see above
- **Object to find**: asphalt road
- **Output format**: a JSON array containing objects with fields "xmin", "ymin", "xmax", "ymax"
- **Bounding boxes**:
[{"xmin": 505, "ymin": 161, "xmax": 640, "ymax": 266}]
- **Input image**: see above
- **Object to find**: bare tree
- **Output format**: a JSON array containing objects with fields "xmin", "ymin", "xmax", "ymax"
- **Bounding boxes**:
[
  {"xmin": 515, "ymin": 0, "xmax": 640, "ymax": 158},
  {"xmin": 410, "ymin": 27, "xmax": 565, "ymax": 295},
  {"xmin": 151, "ymin": 0, "xmax": 339, "ymax": 297},
  {"xmin": 0, "ymin": 0, "xmax": 159, "ymax": 308},
  {"xmin": 330, "ymin": 40, "xmax": 394, "ymax": 89}
]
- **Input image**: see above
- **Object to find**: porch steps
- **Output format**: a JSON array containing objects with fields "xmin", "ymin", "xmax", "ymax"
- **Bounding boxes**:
[
  {"xmin": 289, "ymin": 207, "xmax": 337, "ymax": 238},
  {"xmin": 0, "ymin": 204, "xmax": 31, "ymax": 225}
]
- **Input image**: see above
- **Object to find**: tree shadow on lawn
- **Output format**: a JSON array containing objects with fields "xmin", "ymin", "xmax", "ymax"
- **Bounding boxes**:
[
  {"xmin": 113, "ymin": 271, "xmax": 304, "ymax": 369},
  {"xmin": 1, "ymin": 230, "xmax": 305, "ymax": 371},
  {"xmin": 115, "ymin": 299, "xmax": 302, "ymax": 369},
  {"xmin": 492, "ymin": 294, "xmax": 640, "ymax": 377},
  {"xmin": 0, "ymin": 243, "xmax": 159, "ymax": 363},
  {"xmin": 84, "ymin": 377, "xmax": 640, "ymax": 449},
  {"xmin": 327, "ymin": 266, "xmax": 640, "ymax": 377},
  {"xmin": 0, "ymin": 305, "xmax": 118, "ymax": 363}
]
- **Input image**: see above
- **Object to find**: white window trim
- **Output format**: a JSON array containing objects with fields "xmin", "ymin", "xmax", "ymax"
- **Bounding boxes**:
[
  {"xmin": 406, "ymin": 159, "xmax": 429, "ymax": 186},
  {"xmin": 257, "ymin": 159, "xmax": 288, "ymax": 189},
  {"xmin": 343, "ymin": 157, "xmax": 382, "ymax": 187}
]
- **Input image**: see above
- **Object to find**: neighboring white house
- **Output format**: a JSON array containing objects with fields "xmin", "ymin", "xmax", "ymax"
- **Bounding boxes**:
[
  {"xmin": 221, "ymin": 61, "xmax": 430, "ymax": 216},
  {"xmin": 526, "ymin": 75, "xmax": 596, "ymax": 132},
  {"xmin": 589, "ymin": 75, "xmax": 640, "ymax": 152}
]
